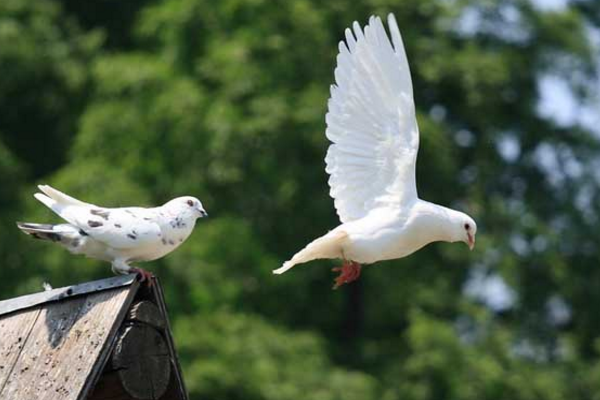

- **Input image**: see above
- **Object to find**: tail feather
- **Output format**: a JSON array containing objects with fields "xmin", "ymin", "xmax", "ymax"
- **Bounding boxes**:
[
  {"xmin": 273, "ymin": 230, "xmax": 348, "ymax": 274},
  {"xmin": 273, "ymin": 261, "xmax": 296, "ymax": 275},
  {"xmin": 37, "ymin": 185, "xmax": 89, "ymax": 207},
  {"xmin": 34, "ymin": 193, "xmax": 58, "ymax": 210},
  {"xmin": 34, "ymin": 185, "xmax": 92, "ymax": 225},
  {"xmin": 18, "ymin": 222, "xmax": 86, "ymax": 254},
  {"xmin": 17, "ymin": 222, "xmax": 63, "ymax": 242}
]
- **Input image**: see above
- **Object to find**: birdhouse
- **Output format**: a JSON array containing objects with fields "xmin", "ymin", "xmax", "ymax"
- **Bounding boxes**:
[{"xmin": 0, "ymin": 275, "xmax": 188, "ymax": 400}]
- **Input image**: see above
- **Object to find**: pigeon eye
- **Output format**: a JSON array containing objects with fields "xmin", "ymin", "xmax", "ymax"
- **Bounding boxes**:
[
  {"xmin": 464, "ymin": 223, "xmax": 470, "ymax": 230},
  {"xmin": 187, "ymin": 200, "xmax": 194, "ymax": 207}
]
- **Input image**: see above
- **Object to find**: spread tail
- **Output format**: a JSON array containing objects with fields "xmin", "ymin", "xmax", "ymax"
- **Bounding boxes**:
[{"xmin": 273, "ymin": 230, "xmax": 347, "ymax": 274}]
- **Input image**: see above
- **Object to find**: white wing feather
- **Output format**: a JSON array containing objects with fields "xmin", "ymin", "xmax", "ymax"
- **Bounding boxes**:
[
  {"xmin": 325, "ymin": 14, "xmax": 419, "ymax": 223},
  {"xmin": 75, "ymin": 208, "xmax": 162, "ymax": 249}
]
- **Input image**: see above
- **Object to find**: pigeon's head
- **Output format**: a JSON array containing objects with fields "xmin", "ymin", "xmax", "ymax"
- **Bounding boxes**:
[
  {"xmin": 165, "ymin": 196, "xmax": 208, "ymax": 220},
  {"xmin": 447, "ymin": 210, "xmax": 477, "ymax": 251}
]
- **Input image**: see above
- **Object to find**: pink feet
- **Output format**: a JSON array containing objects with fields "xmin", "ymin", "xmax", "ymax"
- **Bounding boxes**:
[
  {"xmin": 131, "ymin": 267, "xmax": 155, "ymax": 286},
  {"xmin": 332, "ymin": 261, "xmax": 362, "ymax": 289}
]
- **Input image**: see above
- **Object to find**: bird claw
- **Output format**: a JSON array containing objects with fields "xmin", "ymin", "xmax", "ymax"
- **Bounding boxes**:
[
  {"xmin": 332, "ymin": 261, "xmax": 362, "ymax": 289},
  {"xmin": 131, "ymin": 268, "xmax": 155, "ymax": 286}
]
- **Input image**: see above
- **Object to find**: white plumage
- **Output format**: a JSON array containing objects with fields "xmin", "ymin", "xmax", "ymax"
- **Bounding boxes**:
[
  {"xmin": 18, "ymin": 185, "xmax": 208, "ymax": 280},
  {"xmin": 274, "ymin": 14, "xmax": 477, "ymax": 288}
]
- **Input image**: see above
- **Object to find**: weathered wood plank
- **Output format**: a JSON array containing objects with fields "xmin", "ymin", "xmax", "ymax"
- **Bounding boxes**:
[
  {"xmin": 0, "ymin": 307, "xmax": 41, "ymax": 392},
  {"xmin": 78, "ymin": 279, "xmax": 139, "ymax": 400},
  {"xmin": 0, "ymin": 275, "xmax": 136, "ymax": 317},
  {"xmin": 0, "ymin": 286, "xmax": 132, "ymax": 400}
]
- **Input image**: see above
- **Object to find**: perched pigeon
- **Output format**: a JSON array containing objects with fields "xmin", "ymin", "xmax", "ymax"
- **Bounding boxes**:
[
  {"xmin": 273, "ymin": 14, "xmax": 477, "ymax": 288},
  {"xmin": 18, "ymin": 185, "xmax": 208, "ymax": 282}
]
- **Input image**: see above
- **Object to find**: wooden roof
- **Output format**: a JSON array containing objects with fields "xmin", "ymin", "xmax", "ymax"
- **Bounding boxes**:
[{"xmin": 0, "ymin": 275, "xmax": 188, "ymax": 400}]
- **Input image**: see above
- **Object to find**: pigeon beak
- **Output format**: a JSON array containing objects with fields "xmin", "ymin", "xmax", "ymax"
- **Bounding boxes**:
[
  {"xmin": 199, "ymin": 209, "xmax": 208, "ymax": 218},
  {"xmin": 467, "ymin": 232, "xmax": 475, "ymax": 251}
]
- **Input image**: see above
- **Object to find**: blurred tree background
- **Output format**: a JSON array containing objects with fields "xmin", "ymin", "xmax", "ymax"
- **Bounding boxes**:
[{"xmin": 1, "ymin": 0, "xmax": 600, "ymax": 398}]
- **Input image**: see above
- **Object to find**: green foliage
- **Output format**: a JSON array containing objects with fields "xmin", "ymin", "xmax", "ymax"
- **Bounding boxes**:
[
  {"xmin": 176, "ymin": 311, "xmax": 378, "ymax": 400},
  {"xmin": 1, "ymin": 0, "xmax": 599, "ymax": 399},
  {"xmin": 0, "ymin": 0, "xmax": 101, "ymax": 175}
]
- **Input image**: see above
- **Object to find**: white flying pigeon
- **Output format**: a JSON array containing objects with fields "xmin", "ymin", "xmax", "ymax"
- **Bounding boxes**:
[
  {"xmin": 273, "ymin": 14, "xmax": 477, "ymax": 288},
  {"xmin": 17, "ymin": 185, "xmax": 208, "ymax": 283}
]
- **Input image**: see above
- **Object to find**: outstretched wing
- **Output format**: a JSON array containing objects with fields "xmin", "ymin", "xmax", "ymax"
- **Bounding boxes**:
[
  {"xmin": 325, "ymin": 14, "xmax": 419, "ymax": 223},
  {"xmin": 34, "ymin": 185, "xmax": 161, "ymax": 249}
]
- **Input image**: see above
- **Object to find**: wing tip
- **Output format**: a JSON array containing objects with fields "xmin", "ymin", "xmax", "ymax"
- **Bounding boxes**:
[
  {"xmin": 352, "ymin": 20, "xmax": 364, "ymax": 40},
  {"xmin": 386, "ymin": 13, "xmax": 403, "ymax": 52},
  {"xmin": 387, "ymin": 13, "xmax": 398, "ymax": 27}
]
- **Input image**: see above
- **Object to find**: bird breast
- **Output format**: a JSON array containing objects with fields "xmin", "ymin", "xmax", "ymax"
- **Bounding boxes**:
[
  {"xmin": 121, "ymin": 218, "xmax": 196, "ymax": 262},
  {"xmin": 340, "ymin": 204, "xmax": 443, "ymax": 264}
]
